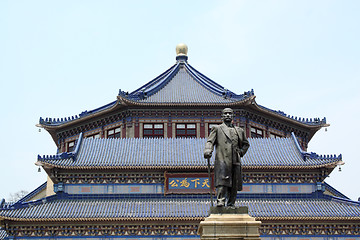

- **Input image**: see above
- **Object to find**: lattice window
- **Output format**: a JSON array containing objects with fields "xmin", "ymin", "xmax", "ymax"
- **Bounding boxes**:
[
  {"xmin": 251, "ymin": 126, "xmax": 264, "ymax": 138},
  {"xmin": 107, "ymin": 127, "xmax": 121, "ymax": 138},
  {"xmin": 143, "ymin": 123, "xmax": 164, "ymax": 138},
  {"xmin": 269, "ymin": 133, "xmax": 281, "ymax": 138},
  {"xmin": 176, "ymin": 123, "xmax": 196, "ymax": 138},
  {"xmin": 67, "ymin": 141, "xmax": 75, "ymax": 152},
  {"xmin": 87, "ymin": 133, "xmax": 101, "ymax": 139}
]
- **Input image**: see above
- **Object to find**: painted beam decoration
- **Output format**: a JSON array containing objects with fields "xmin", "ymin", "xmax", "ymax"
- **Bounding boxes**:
[{"xmin": 164, "ymin": 172, "xmax": 215, "ymax": 194}]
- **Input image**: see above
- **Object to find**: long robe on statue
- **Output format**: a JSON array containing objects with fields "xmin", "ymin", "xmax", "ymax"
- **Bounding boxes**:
[{"xmin": 205, "ymin": 123, "xmax": 249, "ymax": 190}]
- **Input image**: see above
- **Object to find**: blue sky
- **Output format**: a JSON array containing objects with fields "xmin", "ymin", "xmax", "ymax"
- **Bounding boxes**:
[{"xmin": 0, "ymin": 0, "xmax": 359, "ymax": 201}]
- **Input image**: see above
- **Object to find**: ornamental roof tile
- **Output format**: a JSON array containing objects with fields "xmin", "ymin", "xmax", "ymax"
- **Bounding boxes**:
[
  {"xmin": 1, "ymin": 194, "xmax": 359, "ymax": 221},
  {"xmin": 37, "ymin": 133, "xmax": 341, "ymax": 169}
]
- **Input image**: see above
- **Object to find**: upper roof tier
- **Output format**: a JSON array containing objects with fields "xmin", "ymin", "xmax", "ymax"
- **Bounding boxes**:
[
  {"xmin": 122, "ymin": 42, "xmax": 251, "ymax": 104},
  {"xmin": 118, "ymin": 62, "xmax": 252, "ymax": 104},
  {"xmin": 38, "ymin": 44, "xmax": 327, "ymax": 128}
]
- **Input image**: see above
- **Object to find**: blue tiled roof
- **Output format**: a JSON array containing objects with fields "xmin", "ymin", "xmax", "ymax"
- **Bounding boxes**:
[
  {"xmin": 0, "ymin": 228, "xmax": 8, "ymax": 240},
  {"xmin": 15, "ymin": 182, "xmax": 47, "ymax": 203},
  {"xmin": 1, "ymin": 193, "xmax": 359, "ymax": 221},
  {"xmin": 37, "ymin": 133, "xmax": 341, "ymax": 169},
  {"xmin": 258, "ymin": 104, "xmax": 327, "ymax": 126},
  {"xmin": 39, "ymin": 100, "xmax": 117, "ymax": 126},
  {"xmin": 324, "ymin": 182, "xmax": 349, "ymax": 199},
  {"xmin": 39, "ymin": 57, "xmax": 325, "ymax": 128},
  {"xmin": 120, "ymin": 62, "xmax": 252, "ymax": 104},
  {"xmin": 39, "ymin": 61, "xmax": 253, "ymax": 127}
]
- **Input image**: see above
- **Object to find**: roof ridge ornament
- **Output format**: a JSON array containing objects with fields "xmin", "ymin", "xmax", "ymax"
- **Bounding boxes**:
[
  {"xmin": 176, "ymin": 43, "xmax": 188, "ymax": 62},
  {"xmin": 36, "ymin": 132, "xmax": 84, "ymax": 162}
]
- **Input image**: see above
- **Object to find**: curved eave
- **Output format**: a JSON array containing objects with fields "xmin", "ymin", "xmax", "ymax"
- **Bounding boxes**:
[
  {"xmin": 250, "ymin": 101, "xmax": 330, "ymax": 129},
  {"xmin": 2, "ymin": 216, "xmax": 360, "ymax": 222},
  {"xmin": 39, "ymin": 100, "xmax": 126, "ymax": 131},
  {"xmin": 37, "ymin": 160, "xmax": 342, "ymax": 171},
  {"xmin": 117, "ymin": 95, "xmax": 255, "ymax": 107}
]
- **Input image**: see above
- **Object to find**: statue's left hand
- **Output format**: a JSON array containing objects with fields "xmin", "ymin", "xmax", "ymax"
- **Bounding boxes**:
[{"xmin": 204, "ymin": 150, "xmax": 212, "ymax": 159}]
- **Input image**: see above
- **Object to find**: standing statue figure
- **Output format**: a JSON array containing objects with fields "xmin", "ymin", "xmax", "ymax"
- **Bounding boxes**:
[{"xmin": 204, "ymin": 108, "xmax": 250, "ymax": 207}]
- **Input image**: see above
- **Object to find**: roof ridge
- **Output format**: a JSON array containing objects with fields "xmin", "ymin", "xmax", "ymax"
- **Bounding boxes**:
[
  {"xmin": 258, "ymin": 104, "xmax": 328, "ymax": 126},
  {"xmin": 291, "ymin": 132, "xmax": 342, "ymax": 162},
  {"xmin": 14, "ymin": 182, "xmax": 47, "ymax": 204},
  {"xmin": 325, "ymin": 194, "xmax": 360, "ymax": 206},
  {"xmin": 122, "ymin": 63, "xmax": 180, "ymax": 100},
  {"xmin": 39, "ymin": 101, "xmax": 118, "ymax": 126},
  {"xmin": 323, "ymin": 182, "xmax": 350, "ymax": 200},
  {"xmin": 128, "ymin": 63, "xmax": 178, "ymax": 95},
  {"xmin": 185, "ymin": 63, "xmax": 253, "ymax": 100},
  {"xmin": 36, "ymin": 132, "xmax": 84, "ymax": 162}
]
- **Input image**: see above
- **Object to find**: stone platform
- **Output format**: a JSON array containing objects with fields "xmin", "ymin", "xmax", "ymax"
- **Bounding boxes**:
[{"xmin": 198, "ymin": 206, "xmax": 261, "ymax": 240}]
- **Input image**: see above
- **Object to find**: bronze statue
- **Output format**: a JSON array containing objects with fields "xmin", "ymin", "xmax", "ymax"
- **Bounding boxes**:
[{"xmin": 204, "ymin": 108, "xmax": 250, "ymax": 207}]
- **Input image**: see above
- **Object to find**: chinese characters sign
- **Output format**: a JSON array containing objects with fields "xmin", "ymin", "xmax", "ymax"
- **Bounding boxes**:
[
  {"xmin": 169, "ymin": 177, "xmax": 210, "ymax": 189},
  {"xmin": 165, "ymin": 172, "xmax": 214, "ymax": 194}
]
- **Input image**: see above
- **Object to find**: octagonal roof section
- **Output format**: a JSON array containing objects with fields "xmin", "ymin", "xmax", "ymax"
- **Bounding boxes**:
[
  {"xmin": 38, "ymin": 44, "xmax": 327, "ymax": 132},
  {"xmin": 119, "ymin": 61, "xmax": 253, "ymax": 105}
]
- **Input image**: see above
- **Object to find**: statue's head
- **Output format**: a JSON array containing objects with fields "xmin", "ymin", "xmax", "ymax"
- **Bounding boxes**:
[{"xmin": 221, "ymin": 108, "xmax": 234, "ymax": 123}]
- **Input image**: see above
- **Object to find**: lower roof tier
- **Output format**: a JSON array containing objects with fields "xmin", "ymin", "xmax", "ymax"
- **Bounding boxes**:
[
  {"xmin": 0, "ymin": 229, "xmax": 6, "ymax": 239},
  {"xmin": 36, "ymin": 133, "xmax": 342, "ymax": 170},
  {"xmin": 1, "ymin": 193, "xmax": 359, "ymax": 222}
]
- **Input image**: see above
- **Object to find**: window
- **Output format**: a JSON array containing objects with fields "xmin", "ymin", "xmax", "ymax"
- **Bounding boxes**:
[
  {"xmin": 143, "ymin": 123, "xmax": 164, "ymax": 138},
  {"xmin": 107, "ymin": 127, "xmax": 121, "ymax": 138},
  {"xmin": 87, "ymin": 133, "xmax": 101, "ymax": 139},
  {"xmin": 176, "ymin": 123, "xmax": 196, "ymax": 138},
  {"xmin": 251, "ymin": 127, "xmax": 263, "ymax": 138},
  {"xmin": 269, "ymin": 133, "xmax": 281, "ymax": 138},
  {"xmin": 67, "ymin": 141, "xmax": 75, "ymax": 152}
]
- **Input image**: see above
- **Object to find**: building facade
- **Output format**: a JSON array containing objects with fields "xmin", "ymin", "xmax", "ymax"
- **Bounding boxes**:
[{"xmin": 1, "ymin": 44, "xmax": 359, "ymax": 240}]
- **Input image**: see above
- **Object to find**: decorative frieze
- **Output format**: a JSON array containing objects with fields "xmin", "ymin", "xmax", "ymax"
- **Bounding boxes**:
[
  {"xmin": 5, "ymin": 223, "xmax": 199, "ymax": 238},
  {"xmin": 54, "ymin": 171, "xmax": 324, "ymax": 185},
  {"xmin": 56, "ymin": 172, "xmax": 164, "ymax": 184},
  {"xmin": 259, "ymin": 223, "xmax": 360, "ymax": 236},
  {"xmin": 4, "ymin": 222, "xmax": 360, "ymax": 238},
  {"xmin": 243, "ymin": 172, "xmax": 324, "ymax": 184}
]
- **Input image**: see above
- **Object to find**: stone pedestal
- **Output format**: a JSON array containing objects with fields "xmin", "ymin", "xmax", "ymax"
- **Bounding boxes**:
[{"xmin": 198, "ymin": 207, "xmax": 261, "ymax": 240}]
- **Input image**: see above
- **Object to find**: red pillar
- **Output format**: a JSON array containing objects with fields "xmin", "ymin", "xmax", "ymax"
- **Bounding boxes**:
[
  {"xmin": 134, "ymin": 122, "xmax": 139, "ymax": 138},
  {"xmin": 122, "ymin": 123, "xmax": 126, "ymax": 138},
  {"xmin": 167, "ymin": 122, "xmax": 172, "ymax": 138},
  {"xmin": 200, "ymin": 122, "xmax": 205, "ymax": 138}
]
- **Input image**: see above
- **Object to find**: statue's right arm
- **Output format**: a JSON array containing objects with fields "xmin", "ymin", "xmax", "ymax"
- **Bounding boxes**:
[{"xmin": 204, "ymin": 126, "xmax": 217, "ymax": 158}]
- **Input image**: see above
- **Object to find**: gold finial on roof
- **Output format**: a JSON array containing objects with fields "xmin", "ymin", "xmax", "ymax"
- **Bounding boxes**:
[{"xmin": 176, "ymin": 43, "xmax": 188, "ymax": 56}]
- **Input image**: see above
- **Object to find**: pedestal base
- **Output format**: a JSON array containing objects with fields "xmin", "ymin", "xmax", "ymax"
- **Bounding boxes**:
[{"xmin": 198, "ymin": 207, "xmax": 261, "ymax": 240}]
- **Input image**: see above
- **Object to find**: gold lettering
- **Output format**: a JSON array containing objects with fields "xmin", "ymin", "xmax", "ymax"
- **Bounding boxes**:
[
  {"xmin": 180, "ymin": 178, "xmax": 190, "ymax": 188},
  {"xmin": 202, "ymin": 179, "xmax": 210, "ymax": 188},
  {"xmin": 191, "ymin": 178, "xmax": 200, "ymax": 188},
  {"xmin": 169, "ymin": 180, "xmax": 178, "ymax": 187}
]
